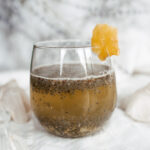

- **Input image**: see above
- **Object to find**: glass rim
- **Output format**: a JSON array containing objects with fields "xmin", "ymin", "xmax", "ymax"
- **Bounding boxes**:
[{"xmin": 33, "ymin": 39, "xmax": 94, "ymax": 49}]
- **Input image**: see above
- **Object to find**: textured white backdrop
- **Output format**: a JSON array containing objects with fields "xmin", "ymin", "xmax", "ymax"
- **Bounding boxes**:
[
  {"xmin": 0, "ymin": 70, "xmax": 150, "ymax": 150},
  {"xmin": 1, "ymin": 1, "xmax": 150, "ymax": 149},
  {"xmin": 0, "ymin": 0, "xmax": 150, "ymax": 72}
]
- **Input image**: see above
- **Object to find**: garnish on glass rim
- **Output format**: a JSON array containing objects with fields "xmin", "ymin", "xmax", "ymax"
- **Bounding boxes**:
[{"xmin": 91, "ymin": 24, "xmax": 120, "ymax": 61}]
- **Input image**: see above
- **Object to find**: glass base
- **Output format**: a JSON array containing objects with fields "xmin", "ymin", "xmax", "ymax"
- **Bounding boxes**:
[{"xmin": 36, "ymin": 115, "xmax": 112, "ymax": 138}]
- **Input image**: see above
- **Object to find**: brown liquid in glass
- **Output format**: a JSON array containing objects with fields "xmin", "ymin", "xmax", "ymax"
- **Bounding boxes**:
[{"xmin": 30, "ymin": 64, "xmax": 117, "ymax": 138}]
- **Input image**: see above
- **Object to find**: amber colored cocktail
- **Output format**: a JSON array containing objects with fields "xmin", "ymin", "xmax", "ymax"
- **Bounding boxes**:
[{"xmin": 30, "ymin": 64, "xmax": 117, "ymax": 137}]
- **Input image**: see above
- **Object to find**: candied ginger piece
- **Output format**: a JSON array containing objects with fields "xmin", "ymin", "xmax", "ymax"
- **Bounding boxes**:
[{"xmin": 91, "ymin": 24, "xmax": 119, "ymax": 60}]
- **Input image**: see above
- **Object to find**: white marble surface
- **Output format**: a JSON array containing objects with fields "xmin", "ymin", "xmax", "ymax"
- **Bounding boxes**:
[
  {"xmin": 1, "ymin": 0, "xmax": 150, "ymax": 73},
  {"xmin": 0, "ymin": 70, "xmax": 150, "ymax": 150}
]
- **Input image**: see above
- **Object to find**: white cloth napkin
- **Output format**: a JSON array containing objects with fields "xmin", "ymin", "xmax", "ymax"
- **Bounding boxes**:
[
  {"xmin": 0, "ymin": 80, "xmax": 30, "ymax": 150},
  {"xmin": 0, "ymin": 80, "xmax": 30, "ymax": 123},
  {"xmin": 0, "ymin": 77, "xmax": 150, "ymax": 150},
  {"xmin": 114, "ymin": 27, "xmax": 150, "ymax": 74},
  {"xmin": 120, "ymin": 83, "xmax": 150, "ymax": 123}
]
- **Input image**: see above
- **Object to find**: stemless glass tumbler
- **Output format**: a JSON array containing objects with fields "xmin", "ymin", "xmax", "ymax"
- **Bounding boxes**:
[{"xmin": 30, "ymin": 40, "xmax": 117, "ymax": 138}]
